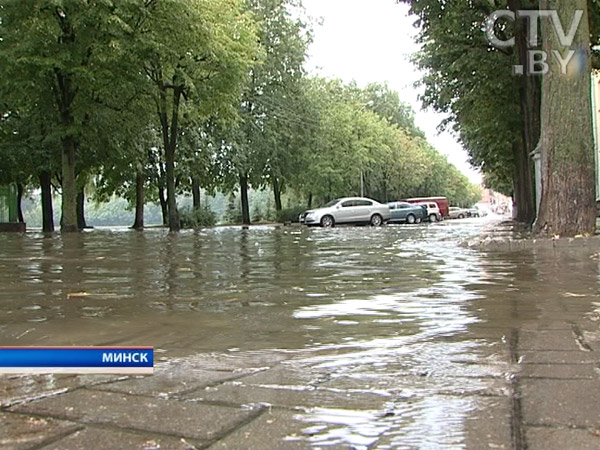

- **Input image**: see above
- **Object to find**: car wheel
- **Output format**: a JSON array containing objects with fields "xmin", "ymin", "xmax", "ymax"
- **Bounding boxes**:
[
  {"xmin": 320, "ymin": 215, "xmax": 334, "ymax": 228},
  {"xmin": 458, "ymin": 214, "xmax": 465, "ymax": 219},
  {"xmin": 406, "ymin": 214, "xmax": 416, "ymax": 224},
  {"xmin": 416, "ymin": 217, "xmax": 422, "ymax": 224},
  {"xmin": 429, "ymin": 214, "xmax": 437, "ymax": 223},
  {"xmin": 370, "ymin": 214, "xmax": 383, "ymax": 226}
]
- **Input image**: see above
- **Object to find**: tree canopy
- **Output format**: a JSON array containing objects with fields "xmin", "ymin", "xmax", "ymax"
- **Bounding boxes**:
[{"xmin": 0, "ymin": 0, "xmax": 482, "ymax": 230}]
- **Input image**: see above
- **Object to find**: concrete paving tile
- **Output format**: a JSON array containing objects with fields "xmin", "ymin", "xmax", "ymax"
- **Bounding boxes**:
[
  {"xmin": 233, "ymin": 364, "xmax": 330, "ymax": 388},
  {"xmin": 10, "ymin": 389, "xmax": 256, "ymax": 442},
  {"xmin": 423, "ymin": 362, "xmax": 510, "ymax": 379},
  {"xmin": 185, "ymin": 382, "xmax": 390, "ymax": 410},
  {"xmin": 0, "ymin": 412, "xmax": 80, "ymax": 450},
  {"xmin": 521, "ymin": 379, "xmax": 600, "ymax": 428},
  {"xmin": 462, "ymin": 327, "xmax": 513, "ymax": 340},
  {"xmin": 525, "ymin": 426, "xmax": 600, "ymax": 450},
  {"xmin": 520, "ymin": 363, "xmax": 597, "ymax": 379},
  {"xmin": 320, "ymin": 374, "xmax": 510, "ymax": 398},
  {"xmin": 518, "ymin": 330, "xmax": 581, "ymax": 351},
  {"xmin": 461, "ymin": 397, "xmax": 512, "ymax": 450},
  {"xmin": 433, "ymin": 345, "xmax": 512, "ymax": 366},
  {"xmin": 521, "ymin": 321, "xmax": 577, "ymax": 331},
  {"xmin": 91, "ymin": 369, "xmax": 248, "ymax": 398},
  {"xmin": 0, "ymin": 374, "xmax": 124, "ymax": 407},
  {"xmin": 209, "ymin": 410, "xmax": 315, "ymax": 449},
  {"xmin": 579, "ymin": 328, "xmax": 600, "ymax": 351},
  {"xmin": 152, "ymin": 352, "xmax": 289, "ymax": 372},
  {"xmin": 370, "ymin": 396, "xmax": 511, "ymax": 449},
  {"xmin": 39, "ymin": 426, "xmax": 202, "ymax": 450},
  {"xmin": 518, "ymin": 350, "xmax": 600, "ymax": 364}
]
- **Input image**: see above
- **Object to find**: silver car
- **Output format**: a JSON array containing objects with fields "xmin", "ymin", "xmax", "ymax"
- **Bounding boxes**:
[
  {"xmin": 448, "ymin": 206, "xmax": 467, "ymax": 219},
  {"xmin": 299, "ymin": 197, "xmax": 391, "ymax": 227}
]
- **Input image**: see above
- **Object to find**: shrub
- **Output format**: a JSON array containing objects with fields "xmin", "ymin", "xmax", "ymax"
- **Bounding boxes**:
[
  {"xmin": 276, "ymin": 205, "xmax": 307, "ymax": 223},
  {"xmin": 224, "ymin": 194, "xmax": 242, "ymax": 224},
  {"xmin": 180, "ymin": 206, "xmax": 217, "ymax": 229}
]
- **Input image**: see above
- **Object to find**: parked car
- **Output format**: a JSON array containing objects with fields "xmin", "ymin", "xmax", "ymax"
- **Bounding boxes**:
[
  {"xmin": 387, "ymin": 202, "xmax": 426, "ymax": 224},
  {"xmin": 466, "ymin": 207, "xmax": 487, "ymax": 217},
  {"xmin": 299, "ymin": 197, "xmax": 391, "ymax": 227},
  {"xmin": 404, "ymin": 197, "xmax": 449, "ymax": 219},
  {"xmin": 448, "ymin": 207, "xmax": 468, "ymax": 219},
  {"xmin": 418, "ymin": 202, "xmax": 442, "ymax": 222}
]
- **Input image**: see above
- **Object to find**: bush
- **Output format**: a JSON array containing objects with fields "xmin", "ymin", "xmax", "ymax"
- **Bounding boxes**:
[
  {"xmin": 224, "ymin": 194, "xmax": 242, "ymax": 224},
  {"xmin": 251, "ymin": 204, "xmax": 263, "ymax": 223},
  {"xmin": 180, "ymin": 206, "xmax": 217, "ymax": 229},
  {"xmin": 276, "ymin": 205, "xmax": 307, "ymax": 223}
]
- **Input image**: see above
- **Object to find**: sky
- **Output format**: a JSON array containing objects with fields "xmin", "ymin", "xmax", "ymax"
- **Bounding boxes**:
[{"xmin": 301, "ymin": 0, "xmax": 483, "ymax": 184}]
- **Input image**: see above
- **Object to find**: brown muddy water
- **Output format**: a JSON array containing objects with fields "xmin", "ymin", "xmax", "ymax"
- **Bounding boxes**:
[{"xmin": 2, "ymin": 218, "xmax": 600, "ymax": 448}]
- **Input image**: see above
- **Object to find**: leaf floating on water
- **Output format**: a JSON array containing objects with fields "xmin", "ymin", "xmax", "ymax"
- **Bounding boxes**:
[
  {"xmin": 562, "ymin": 293, "xmax": 586, "ymax": 298},
  {"xmin": 66, "ymin": 292, "xmax": 91, "ymax": 300},
  {"xmin": 142, "ymin": 440, "xmax": 160, "ymax": 450}
]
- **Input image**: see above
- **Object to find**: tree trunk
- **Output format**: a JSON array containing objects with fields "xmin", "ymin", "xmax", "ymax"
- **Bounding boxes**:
[
  {"xmin": 240, "ymin": 172, "xmax": 251, "ymax": 225},
  {"xmin": 508, "ymin": 0, "xmax": 540, "ymax": 224},
  {"xmin": 192, "ymin": 177, "xmax": 201, "ymax": 210},
  {"xmin": 158, "ymin": 84, "xmax": 182, "ymax": 232},
  {"xmin": 165, "ymin": 143, "xmax": 179, "ymax": 231},
  {"xmin": 512, "ymin": 140, "xmax": 536, "ymax": 224},
  {"xmin": 307, "ymin": 192, "xmax": 313, "ymax": 208},
  {"xmin": 157, "ymin": 160, "xmax": 168, "ymax": 226},
  {"xmin": 52, "ymin": 21, "xmax": 78, "ymax": 232},
  {"xmin": 39, "ymin": 171, "xmax": 55, "ymax": 232},
  {"xmin": 534, "ymin": 0, "xmax": 596, "ymax": 236},
  {"xmin": 16, "ymin": 183, "xmax": 25, "ymax": 223},
  {"xmin": 158, "ymin": 184, "xmax": 168, "ymax": 226},
  {"xmin": 76, "ymin": 187, "xmax": 87, "ymax": 230},
  {"xmin": 132, "ymin": 169, "xmax": 144, "ymax": 230},
  {"xmin": 272, "ymin": 176, "xmax": 282, "ymax": 211},
  {"xmin": 61, "ymin": 137, "xmax": 78, "ymax": 232}
]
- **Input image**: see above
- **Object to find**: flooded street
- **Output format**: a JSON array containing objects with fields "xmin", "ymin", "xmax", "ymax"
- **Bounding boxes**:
[{"xmin": 2, "ymin": 219, "xmax": 600, "ymax": 449}]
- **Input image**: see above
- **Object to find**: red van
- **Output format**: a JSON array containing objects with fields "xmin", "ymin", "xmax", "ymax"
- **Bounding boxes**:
[{"xmin": 403, "ymin": 197, "xmax": 450, "ymax": 219}]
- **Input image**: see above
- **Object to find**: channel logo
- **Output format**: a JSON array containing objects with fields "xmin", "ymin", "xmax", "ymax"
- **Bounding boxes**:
[{"xmin": 0, "ymin": 347, "xmax": 154, "ymax": 374}]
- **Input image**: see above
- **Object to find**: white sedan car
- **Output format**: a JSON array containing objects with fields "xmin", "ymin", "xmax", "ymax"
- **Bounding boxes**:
[
  {"xmin": 448, "ymin": 206, "xmax": 468, "ymax": 219},
  {"xmin": 300, "ymin": 197, "xmax": 391, "ymax": 227}
]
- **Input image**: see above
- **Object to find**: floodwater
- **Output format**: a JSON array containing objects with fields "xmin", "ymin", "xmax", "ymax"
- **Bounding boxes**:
[{"xmin": 2, "ymin": 218, "xmax": 600, "ymax": 448}]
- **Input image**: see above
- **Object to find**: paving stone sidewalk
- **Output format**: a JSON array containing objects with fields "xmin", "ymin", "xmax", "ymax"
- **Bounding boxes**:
[{"xmin": 2, "ymin": 314, "xmax": 600, "ymax": 450}]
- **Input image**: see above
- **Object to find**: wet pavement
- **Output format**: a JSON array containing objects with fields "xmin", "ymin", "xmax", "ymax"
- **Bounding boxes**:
[{"xmin": 2, "ymin": 218, "xmax": 600, "ymax": 449}]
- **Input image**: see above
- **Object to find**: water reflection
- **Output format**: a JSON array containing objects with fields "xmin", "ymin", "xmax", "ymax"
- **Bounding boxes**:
[{"xmin": 2, "ymin": 220, "xmax": 600, "ymax": 447}]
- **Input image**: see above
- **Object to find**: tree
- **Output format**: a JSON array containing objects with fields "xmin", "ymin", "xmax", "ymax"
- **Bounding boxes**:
[
  {"xmin": 400, "ymin": 0, "xmax": 538, "ymax": 222},
  {"xmin": 360, "ymin": 82, "xmax": 425, "ymax": 139},
  {"xmin": 534, "ymin": 0, "xmax": 596, "ymax": 235},
  {"xmin": 0, "ymin": 79, "xmax": 63, "ymax": 232},
  {"xmin": 216, "ymin": 0, "xmax": 310, "ymax": 224},
  {"xmin": 400, "ymin": 0, "xmax": 600, "ymax": 228},
  {"xmin": 136, "ymin": 0, "xmax": 258, "ymax": 231},
  {"xmin": 0, "ymin": 0, "xmax": 152, "ymax": 231}
]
